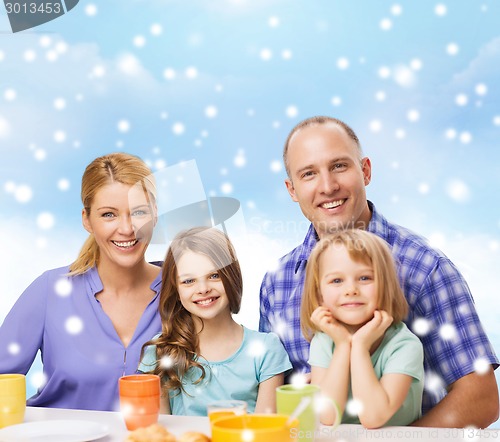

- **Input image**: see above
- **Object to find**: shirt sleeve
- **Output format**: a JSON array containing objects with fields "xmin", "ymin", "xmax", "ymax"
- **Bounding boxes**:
[
  {"xmin": 414, "ymin": 257, "xmax": 498, "ymax": 385},
  {"xmin": 0, "ymin": 273, "xmax": 48, "ymax": 374},
  {"xmin": 137, "ymin": 342, "xmax": 158, "ymax": 374},
  {"xmin": 382, "ymin": 330, "xmax": 424, "ymax": 382},
  {"xmin": 257, "ymin": 332, "xmax": 292, "ymax": 382},
  {"xmin": 258, "ymin": 273, "xmax": 273, "ymax": 333},
  {"xmin": 308, "ymin": 332, "xmax": 333, "ymax": 369}
]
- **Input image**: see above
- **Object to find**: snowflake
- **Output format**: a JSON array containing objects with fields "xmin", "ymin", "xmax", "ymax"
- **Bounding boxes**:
[
  {"xmin": 241, "ymin": 430, "xmax": 255, "ymax": 442},
  {"xmin": 24, "ymin": 50, "xmax": 36, "ymax": 62},
  {"xmin": 85, "ymin": 4, "xmax": 97, "ymax": 16},
  {"xmin": 163, "ymin": 68, "xmax": 176, "ymax": 80},
  {"xmin": 260, "ymin": 48, "xmax": 272, "ymax": 61},
  {"xmin": 117, "ymin": 120, "xmax": 130, "ymax": 133},
  {"xmin": 475, "ymin": 83, "xmax": 487, "ymax": 96},
  {"xmin": 270, "ymin": 161, "xmax": 282, "ymax": 173},
  {"xmin": 4, "ymin": 89, "xmax": 16, "ymax": 101},
  {"xmin": 418, "ymin": 183, "xmax": 430, "ymax": 195},
  {"xmin": 345, "ymin": 398, "xmax": 363, "ymax": 416},
  {"xmin": 58, "ymin": 178, "xmax": 70, "ymax": 191},
  {"xmin": 369, "ymin": 120, "xmax": 382, "ymax": 132},
  {"xmin": 221, "ymin": 182, "xmax": 233, "ymax": 195},
  {"xmin": 234, "ymin": 150, "xmax": 246, "ymax": 168},
  {"xmin": 412, "ymin": 317, "xmax": 431, "ymax": 336},
  {"xmin": 336, "ymin": 57, "xmax": 349, "ymax": 70},
  {"xmin": 407, "ymin": 109, "xmax": 420, "ymax": 122},
  {"xmin": 455, "ymin": 94, "xmax": 468, "ymax": 106},
  {"xmin": 205, "ymin": 106, "xmax": 218, "ymax": 119},
  {"xmin": 247, "ymin": 339, "xmax": 266, "ymax": 358},
  {"xmin": 14, "ymin": 185, "xmax": 33, "ymax": 203},
  {"xmin": 268, "ymin": 16, "xmax": 280, "ymax": 28},
  {"xmin": 55, "ymin": 278, "xmax": 72, "ymax": 297},
  {"xmin": 65, "ymin": 316, "xmax": 84, "ymax": 335},
  {"xmin": 8, "ymin": 343, "xmax": 20, "ymax": 355},
  {"xmin": 54, "ymin": 130, "xmax": 66, "ymax": 143},
  {"xmin": 424, "ymin": 371, "xmax": 444, "ymax": 394},
  {"xmin": 331, "ymin": 96, "xmax": 342, "ymax": 106},
  {"xmin": 446, "ymin": 180, "xmax": 470, "ymax": 203},
  {"xmin": 439, "ymin": 323, "xmax": 457, "ymax": 341},
  {"xmin": 446, "ymin": 43, "xmax": 459, "ymax": 56},
  {"xmin": 185, "ymin": 67, "xmax": 198, "ymax": 79},
  {"xmin": 133, "ymin": 35, "xmax": 146, "ymax": 48},
  {"xmin": 289, "ymin": 373, "xmax": 309, "ymax": 387},
  {"xmin": 0, "ymin": 116, "xmax": 10, "ymax": 138},
  {"xmin": 391, "ymin": 4, "xmax": 403, "ymax": 16},
  {"xmin": 286, "ymin": 105, "xmax": 299, "ymax": 118},
  {"xmin": 435, "ymin": 4, "xmax": 447, "ymax": 16},
  {"xmin": 393, "ymin": 65, "xmax": 416, "ymax": 87},
  {"xmin": 473, "ymin": 357, "xmax": 490, "ymax": 375},
  {"xmin": 150, "ymin": 24, "xmax": 163, "ymax": 36},
  {"xmin": 53, "ymin": 98, "xmax": 66, "ymax": 110},
  {"xmin": 380, "ymin": 18, "xmax": 393, "ymax": 31},
  {"xmin": 30, "ymin": 371, "xmax": 48, "ymax": 389},
  {"xmin": 172, "ymin": 122, "xmax": 185, "ymax": 135}
]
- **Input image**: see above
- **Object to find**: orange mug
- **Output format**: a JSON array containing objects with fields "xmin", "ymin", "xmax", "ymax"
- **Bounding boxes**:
[{"xmin": 118, "ymin": 374, "xmax": 160, "ymax": 431}]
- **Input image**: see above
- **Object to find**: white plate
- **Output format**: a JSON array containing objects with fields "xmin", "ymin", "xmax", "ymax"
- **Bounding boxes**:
[{"xmin": 0, "ymin": 419, "xmax": 109, "ymax": 442}]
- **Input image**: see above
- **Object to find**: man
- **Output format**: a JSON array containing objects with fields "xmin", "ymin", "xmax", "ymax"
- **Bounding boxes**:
[{"xmin": 259, "ymin": 116, "xmax": 499, "ymax": 427}]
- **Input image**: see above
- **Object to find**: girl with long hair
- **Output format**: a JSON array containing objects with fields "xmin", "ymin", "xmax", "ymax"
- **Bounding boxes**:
[{"xmin": 139, "ymin": 227, "xmax": 291, "ymax": 415}]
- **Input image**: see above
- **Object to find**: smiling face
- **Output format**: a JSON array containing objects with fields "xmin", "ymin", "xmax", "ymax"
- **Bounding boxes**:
[
  {"xmin": 176, "ymin": 250, "xmax": 231, "ymax": 324},
  {"xmin": 82, "ymin": 181, "xmax": 155, "ymax": 272},
  {"xmin": 319, "ymin": 243, "xmax": 378, "ymax": 332},
  {"xmin": 285, "ymin": 122, "xmax": 372, "ymax": 238}
]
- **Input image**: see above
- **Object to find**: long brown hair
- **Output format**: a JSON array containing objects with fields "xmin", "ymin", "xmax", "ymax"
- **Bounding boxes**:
[
  {"xmin": 142, "ymin": 227, "xmax": 243, "ymax": 395},
  {"xmin": 69, "ymin": 152, "xmax": 156, "ymax": 275},
  {"xmin": 301, "ymin": 229, "xmax": 408, "ymax": 342}
]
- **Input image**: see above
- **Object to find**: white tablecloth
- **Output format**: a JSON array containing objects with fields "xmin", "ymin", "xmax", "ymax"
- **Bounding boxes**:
[{"xmin": 5, "ymin": 407, "xmax": 497, "ymax": 441}]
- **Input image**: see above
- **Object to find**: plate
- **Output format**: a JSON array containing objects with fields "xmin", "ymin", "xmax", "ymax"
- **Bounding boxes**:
[{"xmin": 0, "ymin": 419, "xmax": 109, "ymax": 442}]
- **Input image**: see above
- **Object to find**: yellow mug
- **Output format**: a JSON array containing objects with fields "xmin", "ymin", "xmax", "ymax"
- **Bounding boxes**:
[
  {"xmin": 211, "ymin": 414, "xmax": 299, "ymax": 442},
  {"xmin": 0, "ymin": 374, "xmax": 26, "ymax": 429}
]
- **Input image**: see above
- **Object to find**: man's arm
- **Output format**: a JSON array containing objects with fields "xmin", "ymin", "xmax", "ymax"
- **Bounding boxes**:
[{"xmin": 412, "ymin": 368, "xmax": 499, "ymax": 428}]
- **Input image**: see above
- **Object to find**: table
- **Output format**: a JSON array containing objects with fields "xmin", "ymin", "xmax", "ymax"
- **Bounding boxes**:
[{"xmin": 13, "ymin": 407, "xmax": 500, "ymax": 441}]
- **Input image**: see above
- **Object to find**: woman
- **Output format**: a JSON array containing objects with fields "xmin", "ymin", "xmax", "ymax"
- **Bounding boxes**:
[{"xmin": 0, "ymin": 153, "xmax": 162, "ymax": 411}]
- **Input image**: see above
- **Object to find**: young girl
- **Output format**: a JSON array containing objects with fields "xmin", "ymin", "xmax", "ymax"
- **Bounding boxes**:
[
  {"xmin": 138, "ymin": 227, "xmax": 291, "ymax": 415},
  {"xmin": 301, "ymin": 229, "xmax": 424, "ymax": 428}
]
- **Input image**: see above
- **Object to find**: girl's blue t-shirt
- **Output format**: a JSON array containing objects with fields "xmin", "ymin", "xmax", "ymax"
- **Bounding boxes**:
[{"xmin": 139, "ymin": 326, "xmax": 292, "ymax": 415}]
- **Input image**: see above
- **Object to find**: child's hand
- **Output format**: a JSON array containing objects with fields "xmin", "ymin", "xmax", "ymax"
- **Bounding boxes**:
[
  {"xmin": 351, "ymin": 310, "xmax": 393, "ymax": 351},
  {"xmin": 311, "ymin": 306, "xmax": 351, "ymax": 345}
]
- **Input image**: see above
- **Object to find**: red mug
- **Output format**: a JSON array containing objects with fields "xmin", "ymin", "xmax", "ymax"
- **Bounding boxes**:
[{"xmin": 119, "ymin": 374, "xmax": 161, "ymax": 431}]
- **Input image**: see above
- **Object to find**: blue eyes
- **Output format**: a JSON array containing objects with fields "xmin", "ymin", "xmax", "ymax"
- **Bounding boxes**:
[
  {"xmin": 180, "ymin": 273, "xmax": 220, "ymax": 285},
  {"xmin": 300, "ymin": 163, "xmax": 348, "ymax": 180},
  {"xmin": 100, "ymin": 209, "xmax": 150, "ymax": 219},
  {"xmin": 329, "ymin": 275, "xmax": 373, "ymax": 284}
]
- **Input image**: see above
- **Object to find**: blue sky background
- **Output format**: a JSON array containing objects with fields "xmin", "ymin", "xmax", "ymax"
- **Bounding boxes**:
[{"xmin": 1, "ymin": 0, "xmax": 499, "ymax": 426}]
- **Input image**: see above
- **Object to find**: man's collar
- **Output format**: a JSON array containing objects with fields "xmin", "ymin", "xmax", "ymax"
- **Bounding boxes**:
[{"xmin": 295, "ymin": 200, "xmax": 387, "ymax": 274}]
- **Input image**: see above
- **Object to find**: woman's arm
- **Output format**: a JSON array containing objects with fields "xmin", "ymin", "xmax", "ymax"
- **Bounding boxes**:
[{"xmin": 254, "ymin": 373, "xmax": 284, "ymax": 413}]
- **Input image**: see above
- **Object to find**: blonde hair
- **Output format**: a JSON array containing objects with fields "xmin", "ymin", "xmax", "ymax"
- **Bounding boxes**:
[
  {"xmin": 69, "ymin": 153, "xmax": 156, "ymax": 275},
  {"xmin": 301, "ymin": 229, "xmax": 408, "ymax": 341},
  {"xmin": 142, "ymin": 227, "xmax": 243, "ymax": 395}
]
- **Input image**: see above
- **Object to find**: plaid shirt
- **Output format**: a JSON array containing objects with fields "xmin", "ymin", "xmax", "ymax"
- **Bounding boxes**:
[{"xmin": 259, "ymin": 201, "xmax": 498, "ymax": 413}]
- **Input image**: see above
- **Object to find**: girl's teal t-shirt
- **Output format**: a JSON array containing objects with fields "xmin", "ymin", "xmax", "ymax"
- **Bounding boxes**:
[{"xmin": 139, "ymin": 326, "xmax": 292, "ymax": 415}]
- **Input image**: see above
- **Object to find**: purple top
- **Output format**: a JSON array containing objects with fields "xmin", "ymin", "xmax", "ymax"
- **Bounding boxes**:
[{"xmin": 0, "ymin": 264, "xmax": 162, "ymax": 411}]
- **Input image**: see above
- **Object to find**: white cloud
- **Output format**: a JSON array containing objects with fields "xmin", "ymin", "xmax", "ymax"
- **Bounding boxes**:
[{"xmin": 450, "ymin": 37, "xmax": 500, "ymax": 87}]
